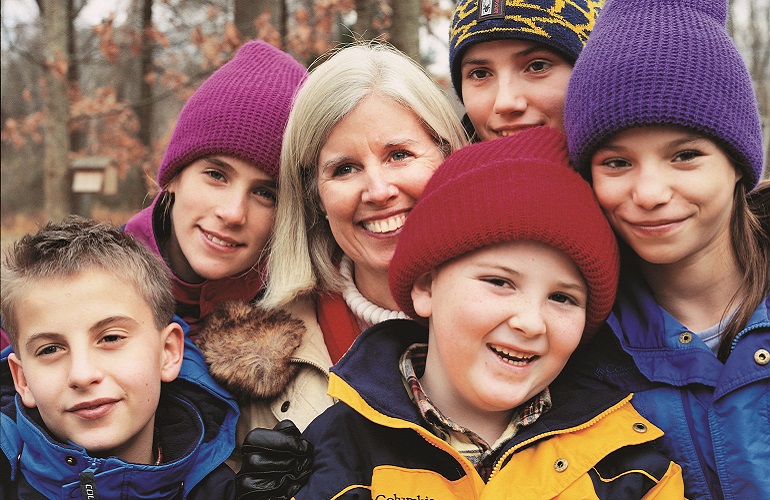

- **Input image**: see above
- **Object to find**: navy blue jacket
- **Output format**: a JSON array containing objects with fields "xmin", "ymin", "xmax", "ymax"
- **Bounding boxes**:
[
  {"xmin": 297, "ymin": 319, "xmax": 683, "ymax": 499},
  {"xmin": 1, "ymin": 322, "xmax": 239, "ymax": 499}
]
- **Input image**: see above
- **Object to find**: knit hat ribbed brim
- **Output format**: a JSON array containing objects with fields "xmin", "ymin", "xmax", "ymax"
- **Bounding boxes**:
[
  {"xmin": 389, "ymin": 126, "xmax": 619, "ymax": 337},
  {"xmin": 564, "ymin": 0, "xmax": 764, "ymax": 189},
  {"xmin": 449, "ymin": 0, "xmax": 604, "ymax": 102},
  {"xmin": 157, "ymin": 41, "xmax": 307, "ymax": 188}
]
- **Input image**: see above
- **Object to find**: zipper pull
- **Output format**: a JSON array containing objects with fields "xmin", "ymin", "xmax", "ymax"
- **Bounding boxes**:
[{"xmin": 79, "ymin": 459, "xmax": 101, "ymax": 500}]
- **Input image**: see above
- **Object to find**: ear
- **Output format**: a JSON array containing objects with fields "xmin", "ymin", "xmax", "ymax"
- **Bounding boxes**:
[
  {"xmin": 411, "ymin": 270, "xmax": 434, "ymax": 319},
  {"xmin": 159, "ymin": 322, "xmax": 185, "ymax": 382},
  {"xmin": 8, "ymin": 353, "xmax": 38, "ymax": 409}
]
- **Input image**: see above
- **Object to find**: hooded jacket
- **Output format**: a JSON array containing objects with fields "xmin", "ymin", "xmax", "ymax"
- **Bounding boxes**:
[
  {"xmin": 1, "ymin": 330, "xmax": 240, "ymax": 499},
  {"xmin": 295, "ymin": 319, "xmax": 685, "ymax": 499},
  {"xmin": 562, "ymin": 271, "xmax": 770, "ymax": 500},
  {"xmin": 123, "ymin": 194, "xmax": 266, "ymax": 333}
]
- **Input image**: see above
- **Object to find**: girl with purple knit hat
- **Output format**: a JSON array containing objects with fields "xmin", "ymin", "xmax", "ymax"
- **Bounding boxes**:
[
  {"xmin": 124, "ymin": 41, "xmax": 306, "ymax": 334},
  {"xmin": 563, "ymin": 0, "xmax": 770, "ymax": 498}
]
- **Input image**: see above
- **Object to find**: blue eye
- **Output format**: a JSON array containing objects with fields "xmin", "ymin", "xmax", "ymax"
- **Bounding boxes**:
[
  {"xmin": 391, "ymin": 150, "xmax": 413, "ymax": 162},
  {"xmin": 332, "ymin": 165, "xmax": 355, "ymax": 177}
]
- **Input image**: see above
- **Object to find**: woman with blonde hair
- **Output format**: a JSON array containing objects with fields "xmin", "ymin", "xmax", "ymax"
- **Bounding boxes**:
[{"xmin": 196, "ymin": 43, "xmax": 467, "ymax": 488}]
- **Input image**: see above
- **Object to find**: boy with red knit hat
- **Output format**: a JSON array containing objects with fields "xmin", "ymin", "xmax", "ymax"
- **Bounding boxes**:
[{"xmin": 293, "ymin": 127, "xmax": 685, "ymax": 498}]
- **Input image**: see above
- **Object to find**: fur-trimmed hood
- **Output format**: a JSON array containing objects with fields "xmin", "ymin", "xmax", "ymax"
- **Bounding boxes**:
[{"xmin": 195, "ymin": 300, "xmax": 306, "ymax": 400}]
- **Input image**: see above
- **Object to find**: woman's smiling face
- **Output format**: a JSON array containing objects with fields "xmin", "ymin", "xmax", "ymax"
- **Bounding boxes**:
[{"xmin": 316, "ymin": 94, "xmax": 445, "ymax": 300}]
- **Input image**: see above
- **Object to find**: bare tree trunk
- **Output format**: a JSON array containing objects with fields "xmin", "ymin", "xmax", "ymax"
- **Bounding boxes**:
[
  {"xmin": 731, "ymin": 0, "xmax": 770, "ymax": 177},
  {"xmin": 137, "ymin": 0, "xmax": 154, "ymax": 148},
  {"xmin": 43, "ymin": 0, "xmax": 73, "ymax": 220},
  {"xmin": 236, "ymin": 0, "xmax": 285, "ymax": 45},
  {"xmin": 390, "ymin": 0, "xmax": 420, "ymax": 62},
  {"xmin": 67, "ymin": 0, "xmax": 85, "ymax": 152},
  {"xmin": 355, "ymin": 0, "xmax": 381, "ymax": 40}
]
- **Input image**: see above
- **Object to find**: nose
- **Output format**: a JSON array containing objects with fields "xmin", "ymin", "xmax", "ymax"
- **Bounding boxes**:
[
  {"xmin": 493, "ymin": 74, "xmax": 528, "ymax": 115},
  {"xmin": 361, "ymin": 167, "xmax": 399, "ymax": 205},
  {"xmin": 67, "ymin": 351, "xmax": 105, "ymax": 390},
  {"xmin": 631, "ymin": 163, "xmax": 674, "ymax": 210},
  {"xmin": 214, "ymin": 192, "xmax": 248, "ymax": 226},
  {"xmin": 507, "ymin": 297, "xmax": 547, "ymax": 337}
]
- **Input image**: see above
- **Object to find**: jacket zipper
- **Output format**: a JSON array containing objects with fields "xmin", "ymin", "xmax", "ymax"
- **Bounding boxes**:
[{"xmin": 487, "ymin": 394, "xmax": 633, "ymax": 481}]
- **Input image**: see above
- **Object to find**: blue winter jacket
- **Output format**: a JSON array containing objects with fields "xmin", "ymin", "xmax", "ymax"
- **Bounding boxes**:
[
  {"xmin": 562, "ymin": 272, "xmax": 770, "ymax": 499},
  {"xmin": 0, "ymin": 320, "xmax": 240, "ymax": 499}
]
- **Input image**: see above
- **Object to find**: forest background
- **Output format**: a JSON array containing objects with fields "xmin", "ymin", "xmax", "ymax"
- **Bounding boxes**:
[{"xmin": 1, "ymin": 0, "xmax": 769, "ymax": 250}]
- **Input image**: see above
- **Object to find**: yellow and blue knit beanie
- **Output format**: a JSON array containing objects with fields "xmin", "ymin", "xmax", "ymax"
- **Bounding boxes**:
[{"xmin": 449, "ymin": 0, "xmax": 604, "ymax": 102}]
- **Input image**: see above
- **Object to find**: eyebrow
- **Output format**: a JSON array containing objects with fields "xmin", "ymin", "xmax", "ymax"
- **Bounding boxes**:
[
  {"xmin": 254, "ymin": 179, "xmax": 277, "ymax": 188},
  {"xmin": 24, "ymin": 332, "xmax": 66, "ymax": 352},
  {"xmin": 478, "ymin": 263, "xmax": 587, "ymax": 294},
  {"xmin": 598, "ymin": 133, "xmax": 708, "ymax": 154},
  {"xmin": 460, "ymin": 44, "xmax": 554, "ymax": 70},
  {"xmin": 91, "ymin": 315, "xmax": 139, "ymax": 332},
  {"xmin": 554, "ymin": 280, "xmax": 588, "ymax": 295},
  {"xmin": 319, "ymin": 139, "xmax": 419, "ymax": 173}
]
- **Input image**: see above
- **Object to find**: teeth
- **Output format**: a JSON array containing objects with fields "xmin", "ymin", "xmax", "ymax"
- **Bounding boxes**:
[
  {"xmin": 500, "ymin": 130, "xmax": 509, "ymax": 137},
  {"xmin": 205, "ymin": 232, "xmax": 238, "ymax": 247},
  {"xmin": 363, "ymin": 214, "xmax": 407, "ymax": 234},
  {"xmin": 491, "ymin": 345, "xmax": 536, "ymax": 365}
]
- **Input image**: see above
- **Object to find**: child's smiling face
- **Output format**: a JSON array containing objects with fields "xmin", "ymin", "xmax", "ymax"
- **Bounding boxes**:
[
  {"xmin": 460, "ymin": 39, "xmax": 573, "ymax": 141},
  {"xmin": 412, "ymin": 240, "xmax": 587, "ymax": 429},
  {"xmin": 8, "ymin": 268, "xmax": 183, "ymax": 464}
]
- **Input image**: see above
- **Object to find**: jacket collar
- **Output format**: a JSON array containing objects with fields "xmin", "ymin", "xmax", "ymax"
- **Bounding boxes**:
[
  {"xmin": 609, "ymin": 268, "xmax": 770, "ymax": 387},
  {"xmin": 331, "ymin": 320, "xmax": 632, "ymax": 440}
]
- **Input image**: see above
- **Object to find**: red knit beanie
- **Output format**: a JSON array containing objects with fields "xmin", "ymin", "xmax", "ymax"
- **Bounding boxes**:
[
  {"xmin": 389, "ymin": 126, "xmax": 619, "ymax": 337},
  {"xmin": 157, "ymin": 40, "xmax": 307, "ymax": 188}
]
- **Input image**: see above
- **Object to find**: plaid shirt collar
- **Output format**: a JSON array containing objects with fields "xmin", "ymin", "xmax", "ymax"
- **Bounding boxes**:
[{"xmin": 399, "ymin": 343, "xmax": 552, "ymax": 481}]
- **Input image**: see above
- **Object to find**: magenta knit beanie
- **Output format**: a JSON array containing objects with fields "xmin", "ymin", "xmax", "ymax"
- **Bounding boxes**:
[
  {"xmin": 157, "ymin": 40, "xmax": 307, "ymax": 188},
  {"xmin": 564, "ymin": 0, "xmax": 764, "ymax": 189},
  {"xmin": 389, "ymin": 127, "xmax": 619, "ymax": 336}
]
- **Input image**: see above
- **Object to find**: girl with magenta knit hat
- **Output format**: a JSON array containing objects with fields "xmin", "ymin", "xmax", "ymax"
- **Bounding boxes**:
[
  {"xmin": 563, "ymin": 0, "xmax": 770, "ymax": 498},
  {"xmin": 448, "ymin": 0, "xmax": 604, "ymax": 142},
  {"xmin": 124, "ymin": 40, "xmax": 306, "ymax": 333},
  {"xmin": 293, "ymin": 126, "xmax": 684, "ymax": 498}
]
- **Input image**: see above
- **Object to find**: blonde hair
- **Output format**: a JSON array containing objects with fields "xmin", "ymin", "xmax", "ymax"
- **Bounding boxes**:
[{"xmin": 260, "ymin": 43, "xmax": 467, "ymax": 309}]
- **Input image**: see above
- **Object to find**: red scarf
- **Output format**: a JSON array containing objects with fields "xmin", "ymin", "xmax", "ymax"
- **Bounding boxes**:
[{"xmin": 316, "ymin": 293, "xmax": 361, "ymax": 364}]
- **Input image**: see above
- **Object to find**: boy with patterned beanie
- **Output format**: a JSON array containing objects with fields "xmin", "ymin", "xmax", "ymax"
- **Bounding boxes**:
[
  {"xmin": 449, "ymin": 0, "xmax": 604, "ymax": 141},
  {"xmin": 292, "ymin": 126, "xmax": 685, "ymax": 498}
]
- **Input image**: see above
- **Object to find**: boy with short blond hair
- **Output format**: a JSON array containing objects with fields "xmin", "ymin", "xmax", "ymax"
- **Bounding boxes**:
[
  {"xmin": 1, "ymin": 216, "xmax": 239, "ymax": 499},
  {"xmin": 294, "ymin": 127, "xmax": 685, "ymax": 498}
]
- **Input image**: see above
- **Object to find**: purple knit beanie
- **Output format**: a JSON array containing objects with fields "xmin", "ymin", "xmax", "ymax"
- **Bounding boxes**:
[
  {"xmin": 157, "ymin": 41, "xmax": 307, "ymax": 188},
  {"xmin": 564, "ymin": 0, "xmax": 764, "ymax": 190},
  {"xmin": 389, "ymin": 126, "xmax": 619, "ymax": 337},
  {"xmin": 449, "ymin": 0, "xmax": 605, "ymax": 102}
]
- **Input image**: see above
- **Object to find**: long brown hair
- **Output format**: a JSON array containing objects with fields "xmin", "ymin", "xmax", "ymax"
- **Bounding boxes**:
[{"xmin": 719, "ymin": 179, "xmax": 770, "ymax": 361}]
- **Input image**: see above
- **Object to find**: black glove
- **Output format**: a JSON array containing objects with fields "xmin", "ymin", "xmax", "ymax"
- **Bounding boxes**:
[{"xmin": 235, "ymin": 420, "xmax": 314, "ymax": 500}]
